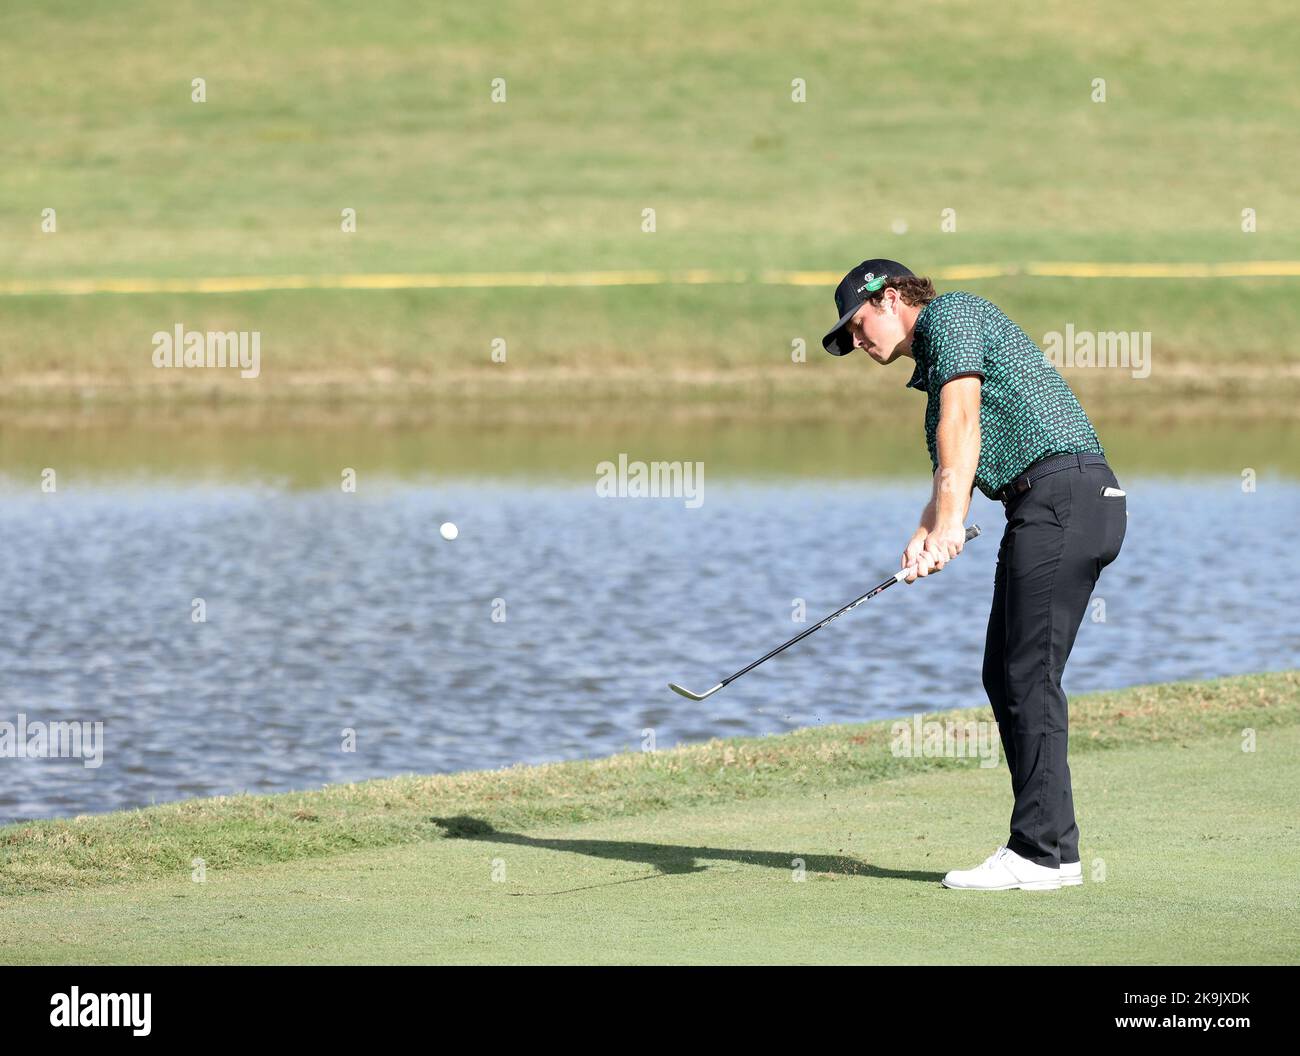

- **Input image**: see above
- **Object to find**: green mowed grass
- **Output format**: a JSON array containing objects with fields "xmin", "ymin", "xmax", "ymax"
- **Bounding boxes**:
[
  {"xmin": 2, "ymin": 672, "xmax": 1297, "ymax": 963},
  {"xmin": 3, "ymin": 721, "xmax": 1296, "ymax": 965},
  {"xmin": 4, "ymin": 0, "xmax": 1298, "ymax": 276},
  {"xmin": 1, "ymin": 1, "xmax": 1298, "ymax": 408}
]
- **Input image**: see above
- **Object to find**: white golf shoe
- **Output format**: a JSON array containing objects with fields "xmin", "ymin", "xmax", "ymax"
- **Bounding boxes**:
[
  {"xmin": 1060, "ymin": 861, "xmax": 1083, "ymax": 887},
  {"xmin": 941, "ymin": 845, "xmax": 1062, "ymax": 891}
]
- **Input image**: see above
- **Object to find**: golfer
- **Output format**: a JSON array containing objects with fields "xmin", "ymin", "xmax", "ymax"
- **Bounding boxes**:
[{"xmin": 823, "ymin": 259, "xmax": 1127, "ymax": 891}]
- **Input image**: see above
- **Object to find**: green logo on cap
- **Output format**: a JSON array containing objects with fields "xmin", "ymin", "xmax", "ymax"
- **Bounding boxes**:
[{"xmin": 856, "ymin": 272, "xmax": 888, "ymax": 296}]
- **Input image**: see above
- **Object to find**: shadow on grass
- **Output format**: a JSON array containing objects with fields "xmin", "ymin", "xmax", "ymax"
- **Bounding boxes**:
[{"xmin": 432, "ymin": 815, "xmax": 942, "ymax": 893}]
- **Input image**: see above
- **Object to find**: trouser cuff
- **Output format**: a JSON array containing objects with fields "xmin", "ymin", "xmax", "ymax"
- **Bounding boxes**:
[{"xmin": 1007, "ymin": 834, "xmax": 1057, "ymax": 868}]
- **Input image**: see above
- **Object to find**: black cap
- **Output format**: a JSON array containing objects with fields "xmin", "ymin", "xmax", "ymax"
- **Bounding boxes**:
[{"xmin": 822, "ymin": 259, "xmax": 915, "ymax": 356}]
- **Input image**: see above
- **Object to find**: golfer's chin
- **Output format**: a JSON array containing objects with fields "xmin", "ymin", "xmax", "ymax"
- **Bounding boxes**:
[{"xmin": 866, "ymin": 345, "xmax": 900, "ymax": 365}]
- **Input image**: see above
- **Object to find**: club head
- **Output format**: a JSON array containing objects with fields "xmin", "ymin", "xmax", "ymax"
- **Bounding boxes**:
[{"xmin": 668, "ymin": 682, "xmax": 723, "ymax": 702}]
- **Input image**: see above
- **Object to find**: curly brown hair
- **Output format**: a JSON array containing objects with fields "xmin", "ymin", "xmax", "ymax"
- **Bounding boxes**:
[{"xmin": 861, "ymin": 275, "xmax": 937, "ymax": 307}]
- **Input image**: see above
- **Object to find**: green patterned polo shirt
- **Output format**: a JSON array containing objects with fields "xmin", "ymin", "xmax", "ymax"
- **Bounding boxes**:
[{"xmin": 907, "ymin": 291, "xmax": 1104, "ymax": 500}]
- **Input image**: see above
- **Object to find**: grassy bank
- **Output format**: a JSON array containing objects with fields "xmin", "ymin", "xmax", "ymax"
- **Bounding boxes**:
[
  {"xmin": 2, "ymin": 279, "xmax": 1299, "ymax": 419},
  {"xmin": 3, "ymin": 670, "xmax": 1297, "ymax": 893},
  {"xmin": 1, "ymin": 671, "xmax": 1297, "ymax": 964},
  {"xmin": 2, "ymin": 1, "xmax": 1298, "ymax": 415}
]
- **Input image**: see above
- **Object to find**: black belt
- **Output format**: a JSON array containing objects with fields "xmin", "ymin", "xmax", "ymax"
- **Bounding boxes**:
[{"xmin": 995, "ymin": 452, "xmax": 1108, "ymax": 503}]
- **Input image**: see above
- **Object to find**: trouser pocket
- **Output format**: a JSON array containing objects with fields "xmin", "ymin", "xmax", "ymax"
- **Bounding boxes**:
[{"xmin": 1095, "ymin": 472, "xmax": 1127, "ymax": 569}]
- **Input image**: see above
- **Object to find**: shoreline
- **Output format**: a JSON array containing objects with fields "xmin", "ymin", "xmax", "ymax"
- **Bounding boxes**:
[
  {"xmin": 3, "ymin": 670, "xmax": 1296, "ymax": 899},
  {"xmin": 2, "ymin": 408, "xmax": 1296, "ymax": 487}
]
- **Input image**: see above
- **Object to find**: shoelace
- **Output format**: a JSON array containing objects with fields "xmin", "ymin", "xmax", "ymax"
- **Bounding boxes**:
[{"xmin": 980, "ymin": 846, "xmax": 1009, "ymax": 870}]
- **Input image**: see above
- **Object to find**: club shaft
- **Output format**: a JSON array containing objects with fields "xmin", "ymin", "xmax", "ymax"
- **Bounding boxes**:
[
  {"xmin": 718, "ymin": 573, "xmax": 900, "ymax": 688},
  {"xmin": 714, "ymin": 523, "xmax": 981, "ymax": 691}
]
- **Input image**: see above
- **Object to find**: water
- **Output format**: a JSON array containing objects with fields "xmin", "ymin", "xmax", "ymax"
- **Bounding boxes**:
[{"xmin": 1, "ymin": 467, "xmax": 1297, "ymax": 823}]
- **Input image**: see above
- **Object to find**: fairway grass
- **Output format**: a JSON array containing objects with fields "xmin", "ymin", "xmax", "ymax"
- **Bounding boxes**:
[{"xmin": 2, "ymin": 671, "xmax": 1297, "ymax": 964}]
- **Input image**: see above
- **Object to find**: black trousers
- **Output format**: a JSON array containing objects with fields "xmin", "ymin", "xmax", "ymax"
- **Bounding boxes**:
[{"xmin": 982, "ymin": 455, "xmax": 1127, "ymax": 867}]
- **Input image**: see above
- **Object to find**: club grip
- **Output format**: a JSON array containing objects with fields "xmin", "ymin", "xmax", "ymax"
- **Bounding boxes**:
[{"xmin": 965, "ymin": 524, "xmax": 981, "ymax": 541}]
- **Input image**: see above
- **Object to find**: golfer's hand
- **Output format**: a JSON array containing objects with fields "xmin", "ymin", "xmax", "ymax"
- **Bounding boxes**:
[
  {"xmin": 923, "ymin": 521, "xmax": 967, "ymax": 570},
  {"xmin": 901, "ymin": 530, "xmax": 940, "ymax": 582}
]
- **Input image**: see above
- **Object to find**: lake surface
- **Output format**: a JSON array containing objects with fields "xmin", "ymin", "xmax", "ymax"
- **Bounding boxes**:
[{"xmin": 1, "ymin": 418, "xmax": 1298, "ymax": 823}]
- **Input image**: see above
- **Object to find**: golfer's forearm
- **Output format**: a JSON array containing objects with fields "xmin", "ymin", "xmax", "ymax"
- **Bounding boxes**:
[
  {"xmin": 916, "ymin": 498, "xmax": 937, "ymax": 532},
  {"xmin": 933, "ymin": 414, "xmax": 979, "ymax": 525}
]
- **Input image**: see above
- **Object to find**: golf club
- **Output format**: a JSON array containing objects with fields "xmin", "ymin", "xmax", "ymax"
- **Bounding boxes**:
[{"xmin": 668, "ymin": 524, "xmax": 981, "ymax": 701}]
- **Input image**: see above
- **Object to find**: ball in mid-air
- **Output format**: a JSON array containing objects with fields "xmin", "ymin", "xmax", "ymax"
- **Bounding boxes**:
[{"xmin": 439, "ymin": 521, "xmax": 458, "ymax": 540}]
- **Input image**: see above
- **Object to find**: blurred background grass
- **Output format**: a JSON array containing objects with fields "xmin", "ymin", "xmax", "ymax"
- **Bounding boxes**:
[{"xmin": 1, "ymin": 0, "xmax": 1297, "ymax": 425}]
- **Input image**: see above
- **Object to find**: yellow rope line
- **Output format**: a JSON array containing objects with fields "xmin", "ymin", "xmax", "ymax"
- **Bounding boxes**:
[{"xmin": 1, "ymin": 262, "xmax": 1297, "ymax": 296}]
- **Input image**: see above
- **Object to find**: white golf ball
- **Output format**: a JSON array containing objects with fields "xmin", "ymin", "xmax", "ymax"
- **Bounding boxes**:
[{"xmin": 439, "ymin": 521, "xmax": 458, "ymax": 540}]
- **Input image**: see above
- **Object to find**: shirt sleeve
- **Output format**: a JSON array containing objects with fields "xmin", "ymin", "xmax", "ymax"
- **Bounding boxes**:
[{"xmin": 927, "ymin": 298, "xmax": 987, "ymax": 388}]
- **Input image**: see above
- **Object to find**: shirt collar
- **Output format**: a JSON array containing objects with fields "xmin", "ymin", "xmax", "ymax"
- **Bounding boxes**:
[
  {"xmin": 904, "ymin": 300, "xmax": 935, "ymax": 391},
  {"xmin": 905, "ymin": 358, "xmax": 926, "ymax": 391}
]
